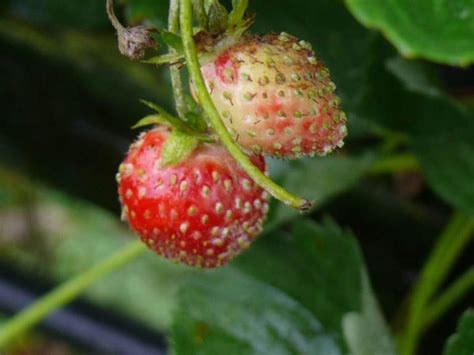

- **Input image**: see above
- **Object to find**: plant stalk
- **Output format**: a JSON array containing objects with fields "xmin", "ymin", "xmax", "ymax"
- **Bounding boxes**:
[
  {"xmin": 422, "ymin": 267, "xmax": 474, "ymax": 330},
  {"xmin": 179, "ymin": 0, "xmax": 310, "ymax": 211},
  {"xmin": 0, "ymin": 240, "xmax": 146, "ymax": 348},
  {"xmin": 367, "ymin": 153, "xmax": 419, "ymax": 175},
  {"xmin": 398, "ymin": 212, "xmax": 474, "ymax": 355},
  {"xmin": 168, "ymin": 0, "xmax": 187, "ymax": 119}
]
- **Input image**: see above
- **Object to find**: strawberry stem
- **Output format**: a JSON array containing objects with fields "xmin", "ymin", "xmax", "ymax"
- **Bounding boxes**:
[
  {"xmin": 367, "ymin": 153, "xmax": 419, "ymax": 175},
  {"xmin": 179, "ymin": 0, "xmax": 311, "ymax": 211},
  {"xmin": 168, "ymin": 0, "xmax": 187, "ymax": 119},
  {"xmin": 0, "ymin": 241, "xmax": 147, "ymax": 348},
  {"xmin": 422, "ymin": 267, "xmax": 474, "ymax": 331},
  {"xmin": 397, "ymin": 212, "xmax": 474, "ymax": 355}
]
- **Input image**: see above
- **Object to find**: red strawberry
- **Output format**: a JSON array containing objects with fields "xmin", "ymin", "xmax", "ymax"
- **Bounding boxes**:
[
  {"xmin": 197, "ymin": 32, "xmax": 347, "ymax": 158},
  {"xmin": 117, "ymin": 127, "xmax": 269, "ymax": 268}
]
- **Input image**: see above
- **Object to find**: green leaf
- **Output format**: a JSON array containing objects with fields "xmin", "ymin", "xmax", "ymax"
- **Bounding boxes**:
[
  {"xmin": 161, "ymin": 129, "xmax": 200, "ymax": 166},
  {"xmin": 267, "ymin": 154, "xmax": 374, "ymax": 227},
  {"xmin": 443, "ymin": 310, "xmax": 474, "ymax": 355},
  {"xmin": 160, "ymin": 30, "xmax": 184, "ymax": 52},
  {"xmin": 172, "ymin": 269, "xmax": 340, "ymax": 355},
  {"xmin": 385, "ymin": 56, "xmax": 442, "ymax": 97},
  {"xmin": 344, "ymin": 0, "xmax": 474, "ymax": 66},
  {"xmin": 406, "ymin": 95, "xmax": 474, "ymax": 214},
  {"xmin": 206, "ymin": 0, "xmax": 229, "ymax": 32},
  {"xmin": 238, "ymin": 219, "xmax": 396, "ymax": 355},
  {"xmin": 142, "ymin": 52, "xmax": 184, "ymax": 65},
  {"xmin": 131, "ymin": 114, "xmax": 165, "ymax": 128},
  {"xmin": 171, "ymin": 218, "xmax": 396, "ymax": 354},
  {"xmin": 228, "ymin": 0, "xmax": 249, "ymax": 27}
]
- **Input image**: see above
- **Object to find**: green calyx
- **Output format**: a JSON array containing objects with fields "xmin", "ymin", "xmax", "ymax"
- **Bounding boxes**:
[
  {"xmin": 134, "ymin": 99, "xmax": 212, "ymax": 166},
  {"xmin": 132, "ymin": 114, "xmax": 166, "ymax": 128},
  {"xmin": 136, "ymin": 99, "xmax": 207, "ymax": 134},
  {"xmin": 194, "ymin": 0, "xmax": 252, "ymax": 36},
  {"xmin": 161, "ymin": 129, "xmax": 201, "ymax": 166},
  {"xmin": 228, "ymin": 0, "xmax": 249, "ymax": 27}
]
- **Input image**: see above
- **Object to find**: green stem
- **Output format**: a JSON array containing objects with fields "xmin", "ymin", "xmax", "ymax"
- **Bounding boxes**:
[
  {"xmin": 398, "ymin": 212, "xmax": 474, "ymax": 355},
  {"xmin": 179, "ymin": 0, "xmax": 310, "ymax": 211},
  {"xmin": 168, "ymin": 0, "xmax": 187, "ymax": 119},
  {"xmin": 367, "ymin": 153, "xmax": 420, "ymax": 175},
  {"xmin": 0, "ymin": 240, "xmax": 146, "ymax": 348},
  {"xmin": 422, "ymin": 267, "xmax": 474, "ymax": 330},
  {"xmin": 380, "ymin": 132, "xmax": 410, "ymax": 153}
]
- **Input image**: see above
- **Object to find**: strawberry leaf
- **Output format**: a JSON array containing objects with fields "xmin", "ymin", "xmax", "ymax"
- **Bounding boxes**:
[
  {"xmin": 443, "ymin": 310, "xmax": 474, "ymax": 355},
  {"xmin": 171, "ymin": 218, "xmax": 396, "ymax": 354},
  {"xmin": 161, "ymin": 129, "xmax": 200, "ymax": 166},
  {"xmin": 345, "ymin": 0, "xmax": 474, "ymax": 66},
  {"xmin": 406, "ymin": 95, "xmax": 474, "ymax": 215},
  {"xmin": 172, "ymin": 268, "xmax": 340, "ymax": 355}
]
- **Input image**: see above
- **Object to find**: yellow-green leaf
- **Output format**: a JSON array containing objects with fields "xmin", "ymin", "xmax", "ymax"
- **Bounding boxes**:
[{"xmin": 345, "ymin": 0, "xmax": 474, "ymax": 66}]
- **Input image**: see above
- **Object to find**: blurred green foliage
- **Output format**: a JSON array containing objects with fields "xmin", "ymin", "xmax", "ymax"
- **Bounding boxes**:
[
  {"xmin": 1, "ymin": 0, "xmax": 473, "ymax": 354},
  {"xmin": 443, "ymin": 310, "xmax": 474, "ymax": 355}
]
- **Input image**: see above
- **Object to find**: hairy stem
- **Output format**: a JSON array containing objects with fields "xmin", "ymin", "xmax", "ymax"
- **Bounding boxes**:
[
  {"xmin": 398, "ymin": 212, "xmax": 474, "ymax": 355},
  {"xmin": 168, "ymin": 0, "xmax": 187, "ymax": 119},
  {"xmin": 0, "ymin": 241, "xmax": 146, "ymax": 348},
  {"xmin": 179, "ymin": 0, "xmax": 310, "ymax": 211}
]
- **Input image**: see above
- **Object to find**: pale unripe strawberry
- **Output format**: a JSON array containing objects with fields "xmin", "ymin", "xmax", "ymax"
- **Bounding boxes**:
[{"xmin": 198, "ymin": 33, "xmax": 347, "ymax": 158}]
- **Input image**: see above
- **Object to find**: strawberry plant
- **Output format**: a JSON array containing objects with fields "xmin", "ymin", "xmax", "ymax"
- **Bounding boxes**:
[{"xmin": 0, "ymin": 0, "xmax": 473, "ymax": 354}]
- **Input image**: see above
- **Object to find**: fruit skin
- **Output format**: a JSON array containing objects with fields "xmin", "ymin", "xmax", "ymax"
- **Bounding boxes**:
[
  {"xmin": 117, "ymin": 127, "xmax": 269, "ymax": 268},
  {"xmin": 198, "ymin": 32, "xmax": 347, "ymax": 159}
]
